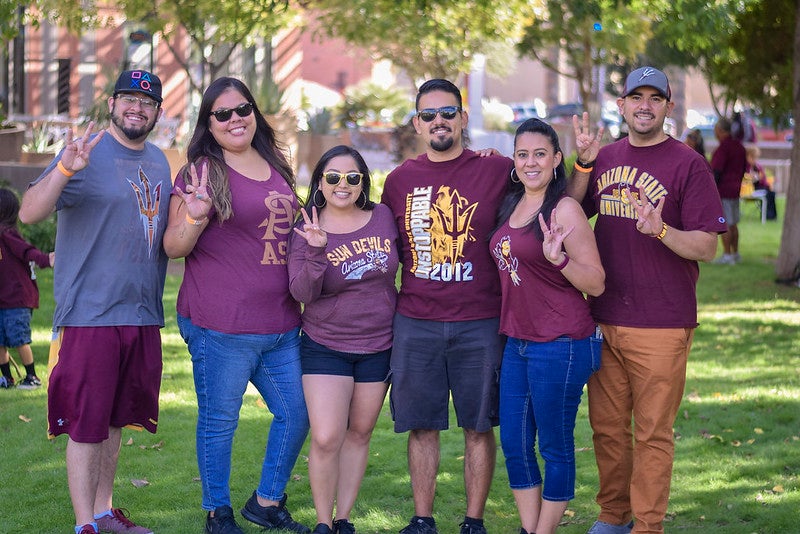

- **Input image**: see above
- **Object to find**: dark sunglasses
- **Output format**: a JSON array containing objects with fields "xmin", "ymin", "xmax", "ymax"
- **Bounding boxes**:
[
  {"xmin": 417, "ymin": 106, "xmax": 461, "ymax": 122},
  {"xmin": 323, "ymin": 171, "xmax": 363, "ymax": 186},
  {"xmin": 209, "ymin": 102, "xmax": 254, "ymax": 122}
]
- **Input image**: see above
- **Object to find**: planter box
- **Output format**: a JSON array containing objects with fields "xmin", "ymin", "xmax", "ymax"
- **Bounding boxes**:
[
  {"xmin": 20, "ymin": 151, "xmax": 57, "ymax": 166},
  {"xmin": 0, "ymin": 126, "xmax": 25, "ymax": 162}
]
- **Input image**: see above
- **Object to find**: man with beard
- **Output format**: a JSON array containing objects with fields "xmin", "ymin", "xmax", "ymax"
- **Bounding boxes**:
[
  {"xmin": 567, "ymin": 66, "xmax": 726, "ymax": 534},
  {"xmin": 380, "ymin": 79, "xmax": 513, "ymax": 534},
  {"xmin": 20, "ymin": 70, "xmax": 170, "ymax": 534}
]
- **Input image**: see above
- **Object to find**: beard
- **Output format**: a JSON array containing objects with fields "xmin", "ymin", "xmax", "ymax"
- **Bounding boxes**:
[
  {"xmin": 110, "ymin": 104, "xmax": 157, "ymax": 142},
  {"xmin": 430, "ymin": 136, "xmax": 455, "ymax": 152}
]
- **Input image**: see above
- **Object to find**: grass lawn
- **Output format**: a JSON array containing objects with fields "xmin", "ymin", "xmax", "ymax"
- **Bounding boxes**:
[{"xmin": 0, "ymin": 198, "xmax": 797, "ymax": 533}]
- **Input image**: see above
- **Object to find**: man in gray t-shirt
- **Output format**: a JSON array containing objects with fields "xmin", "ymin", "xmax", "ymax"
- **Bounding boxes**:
[{"xmin": 20, "ymin": 69, "xmax": 170, "ymax": 534}]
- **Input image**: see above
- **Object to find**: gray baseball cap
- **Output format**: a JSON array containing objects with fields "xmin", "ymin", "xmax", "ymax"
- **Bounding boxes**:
[{"xmin": 621, "ymin": 66, "xmax": 671, "ymax": 100}]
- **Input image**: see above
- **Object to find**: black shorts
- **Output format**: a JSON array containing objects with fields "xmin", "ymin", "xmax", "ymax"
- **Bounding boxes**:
[
  {"xmin": 300, "ymin": 332, "xmax": 390, "ymax": 383},
  {"xmin": 389, "ymin": 313, "xmax": 504, "ymax": 433}
]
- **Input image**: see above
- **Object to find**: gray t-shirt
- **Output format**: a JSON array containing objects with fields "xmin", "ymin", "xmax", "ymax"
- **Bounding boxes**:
[{"xmin": 33, "ymin": 134, "xmax": 170, "ymax": 327}]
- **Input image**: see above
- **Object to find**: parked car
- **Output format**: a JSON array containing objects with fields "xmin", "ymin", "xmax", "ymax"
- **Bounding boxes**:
[{"xmin": 508, "ymin": 101, "xmax": 545, "ymax": 127}]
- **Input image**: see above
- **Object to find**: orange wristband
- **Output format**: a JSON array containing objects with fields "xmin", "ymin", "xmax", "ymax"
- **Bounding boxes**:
[
  {"xmin": 186, "ymin": 213, "xmax": 207, "ymax": 226},
  {"xmin": 57, "ymin": 160, "xmax": 75, "ymax": 177}
]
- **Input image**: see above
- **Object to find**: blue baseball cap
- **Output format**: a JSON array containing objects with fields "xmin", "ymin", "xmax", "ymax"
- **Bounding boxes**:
[
  {"xmin": 114, "ymin": 70, "xmax": 163, "ymax": 103},
  {"xmin": 621, "ymin": 66, "xmax": 671, "ymax": 100}
]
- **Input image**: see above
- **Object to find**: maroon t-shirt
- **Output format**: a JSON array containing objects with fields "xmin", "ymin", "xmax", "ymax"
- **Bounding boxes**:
[
  {"xmin": 711, "ymin": 136, "xmax": 747, "ymax": 199},
  {"xmin": 288, "ymin": 203, "xmax": 399, "ymax": 353},
  {"xmin": 381, "ymin": 149, "xmax": 513, "ymax": 321},
  {"xmin": 0, "ymin": 228, "xmax": 50, "ymax": 309},
  {"xmin": 490, "ymin": 220, "xmax": 595, "ymax": 342},
  {"xmin": 173, "ymin": 166, "xmax": 301, "ymax": 334},
  {"xmin": 584, "ymin": 137, "xmax": 727, "ymax": 328}
]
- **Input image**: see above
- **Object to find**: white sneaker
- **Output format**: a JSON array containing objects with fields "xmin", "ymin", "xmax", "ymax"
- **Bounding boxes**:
[{"xmin": 713, "ymin": 254, "xmax": 735, "ymax": 265}]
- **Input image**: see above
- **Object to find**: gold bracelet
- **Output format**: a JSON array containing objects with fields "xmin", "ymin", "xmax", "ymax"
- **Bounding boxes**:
[
  {"xmin": 574, "ymin": 161, "xmax": 593, "ymax": 173},
  {"xmin": 186, "ymin": 213, "xmax": 207, "ymax": 226},
  {"xmin": 655, "ymin": 222, "xmax": 668, "ymax": 240},
  {"xmin": 56, "ymin": 160, "xmax": 75, "ymax": 177}
]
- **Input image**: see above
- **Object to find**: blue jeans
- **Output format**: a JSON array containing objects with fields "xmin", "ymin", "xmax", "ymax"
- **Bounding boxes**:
[
  {"xmin": 177, "ymin": 315, "xmax": 309, "ymax": 510},
  {"xmin": 499, "ymin": 332, "xmax": 601, "ymax": 501}
]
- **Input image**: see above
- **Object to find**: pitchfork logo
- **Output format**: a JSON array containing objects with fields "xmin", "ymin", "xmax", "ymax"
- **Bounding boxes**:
[
  {"xmin": 128, "ymin": 167, "xmax": 162, "ymax": 257},
  {"xmin": 637, "ymin": 67, "xmax": 658, "ymax": 82}
]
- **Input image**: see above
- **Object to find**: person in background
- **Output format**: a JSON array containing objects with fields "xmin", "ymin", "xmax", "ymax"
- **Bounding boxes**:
[
  {"xmin": 163, "ymin": 76, "xmax": 310, "ymax": 534},
  {"xmin": 743, "ymin": 144, "xmax": 777, "ymax": 221},
  {"xmin": 490, "ymin": 119, "xmax": 604, "ymax": 534},
  {"xmin": 19, "ymin": 69, "xmax": 170, "ymax": 534},
  {"xmin": 0, "ymin": 187, "xmax": 54, "ymax": 389},
  {"xmin": 567, "ymin": 66, "xmax": 726, "ymax": 534},
  {"xmin": 380, "ymin": 78, "xmax": 514, "ymax": 534},
  {"xmin": 711, "ymin": 117, "xmax": 747, "ymax": 265},
  {"xmin": 683, "ymin": 128, "xmax": 705, "ymax": 159},
  {"xmin": 288, "ymin": 145, "xmax": 399, "ymax": 534}
]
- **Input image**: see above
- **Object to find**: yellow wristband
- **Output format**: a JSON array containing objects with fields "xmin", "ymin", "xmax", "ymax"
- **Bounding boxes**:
[
  {"xmin": 57, "ymin": 160, "xmax": 75, "ymax": 177},
  {"xmin": 574, "ymin": 161, "xmax": 593, "ymax": 173},
  {"xmin": 186, "ymin": 213, "xmax": 207, "ymax": 226},
  {"xmin": 655, "ymin": 222, "xmax": 668, "ymax": 240}
]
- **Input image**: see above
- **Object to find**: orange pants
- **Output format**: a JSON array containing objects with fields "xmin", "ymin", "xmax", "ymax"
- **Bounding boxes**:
[{"xmin": 588, "ymin": 324, "xmax": 693, "ymax": 533}]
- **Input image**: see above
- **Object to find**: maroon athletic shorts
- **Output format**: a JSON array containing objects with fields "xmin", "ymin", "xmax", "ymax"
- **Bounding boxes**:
[{"xmin": 47, "ymin": 326, "xmax": 162, "ymax": 443}]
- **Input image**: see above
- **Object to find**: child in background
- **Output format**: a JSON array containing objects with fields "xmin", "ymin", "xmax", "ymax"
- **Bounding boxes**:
[{"xmin": 0, "ymin": 188, "xmax": 54, "ymax": 389}]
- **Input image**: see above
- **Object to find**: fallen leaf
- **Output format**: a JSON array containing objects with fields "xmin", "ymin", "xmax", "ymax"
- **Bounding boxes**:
[
  {"xmin": 126, "ymin": 437, "xmax": 134, "ymax": 446},
  {"xmin": 747, "ymin": 439, "xmax": 755, "ymax": 444},
  {"xmin": 130, "ymin": 479, "xmax": 149, "ymax": 488},
  {"xmin": 151, "ymin": 440, "xmax": 164, "ymax": 450},
  {"xmin": 18, "ymin": 414, "xmax": 31, "ymax": 423},
  {"xmin": 731, "ymin": 440, "xmax": 741, "ymax": 447},
  {"xmin": 754, "ymin": 428, "xmax": 764, "ymax": 434},
  {"xmin": 563, "ymin": 510, "xmax": 575, "ymax": 518},
  {"xmin": 683, "ymin": 410, "xmax": 689, "ymax": 420},
  {"xmin": 773, "ymin": 485, "xmax": 784, "ymax": 493}
]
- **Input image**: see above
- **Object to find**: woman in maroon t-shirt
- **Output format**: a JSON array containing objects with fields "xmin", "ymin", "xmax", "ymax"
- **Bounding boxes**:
[{"xmin": 490, "ymin": 119, "xmax": 604, "ymax": 534}]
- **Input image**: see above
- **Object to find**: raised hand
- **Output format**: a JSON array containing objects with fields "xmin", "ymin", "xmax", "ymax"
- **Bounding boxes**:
[
  {"xmin": 59, "ymin": 122, "xmax": 105, "ymax": 173},
  {"xmin": 293, "ymin": 206, "xmax": 327, "ymax": 248},
  {"xmin": 539, "ymin": 209, "xmax": 574, "ymax": 264},
  {"xmin": 624, "ymin": 185, "xmax": 665, "ymax": 236},
  {"xmin": 177, "ymin": 162, "xmax": 212, "ymax": 221},
  {"xmin": 572, "ymin": 112, "xmax": 604, "ymax": 164}
]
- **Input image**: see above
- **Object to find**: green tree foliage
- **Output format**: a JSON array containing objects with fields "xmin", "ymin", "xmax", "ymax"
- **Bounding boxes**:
[
  {"xmin": 1, "ymin": 0, "xmax": 103, "ymax": 42},
  {"xmin": 308, "ymin": 0, "xmax": 534, "ymax": 87},
  {"xmin": 119, "ymin": 0, "xmax": 297, "ymax": 95},
  {"xmin": 517, "ymin": 0, "xmax": 658, "ymax": 119}
]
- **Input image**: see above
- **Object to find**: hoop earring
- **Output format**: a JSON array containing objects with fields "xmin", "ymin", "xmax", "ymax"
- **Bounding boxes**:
[
  {"xmin": 313, "ymin": 189, "xmax": 326, "ymax": 208},
  {"xmin": 355, "ymin": 190, "xmax": 368, "ymax": 209},
  {"xmin": 510, "ymin": 168, "xmax": 521, "ymax": 183}
]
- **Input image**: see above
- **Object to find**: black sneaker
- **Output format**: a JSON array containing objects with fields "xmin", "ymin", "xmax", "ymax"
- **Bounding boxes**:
[
  {"xmin": 312, "ymin": 524, "xmax": 334, "ymax": 534},
  {"xmin": 333, "ymin": 519, "xmax": 356, "ymax": 534},
  {"xmin": 240, "ymin": 491, "xmax": 310, "ymax": 533},
  {"xmin": 399, "ymin": 517, "xmax": 438, "ymax": 534},
  {"xmin": 0, "ymin": 376, "xmax": 15, "ymax": 388},
  {"xmin": 17, "ymin": 375, "xmax": 42, "ymax": 389},
  {"xmin": 206, "ymin": 505, "xmax": 245, "ymax": 534},
  {"xmin": 459, "ymin": 521, "xmax": 487, "ymax": 534}
]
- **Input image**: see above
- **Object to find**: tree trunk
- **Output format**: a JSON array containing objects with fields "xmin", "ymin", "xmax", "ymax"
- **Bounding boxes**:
[{"xmin": 774, "ymin": 2, "xmax": 800, "ymax": 283}]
